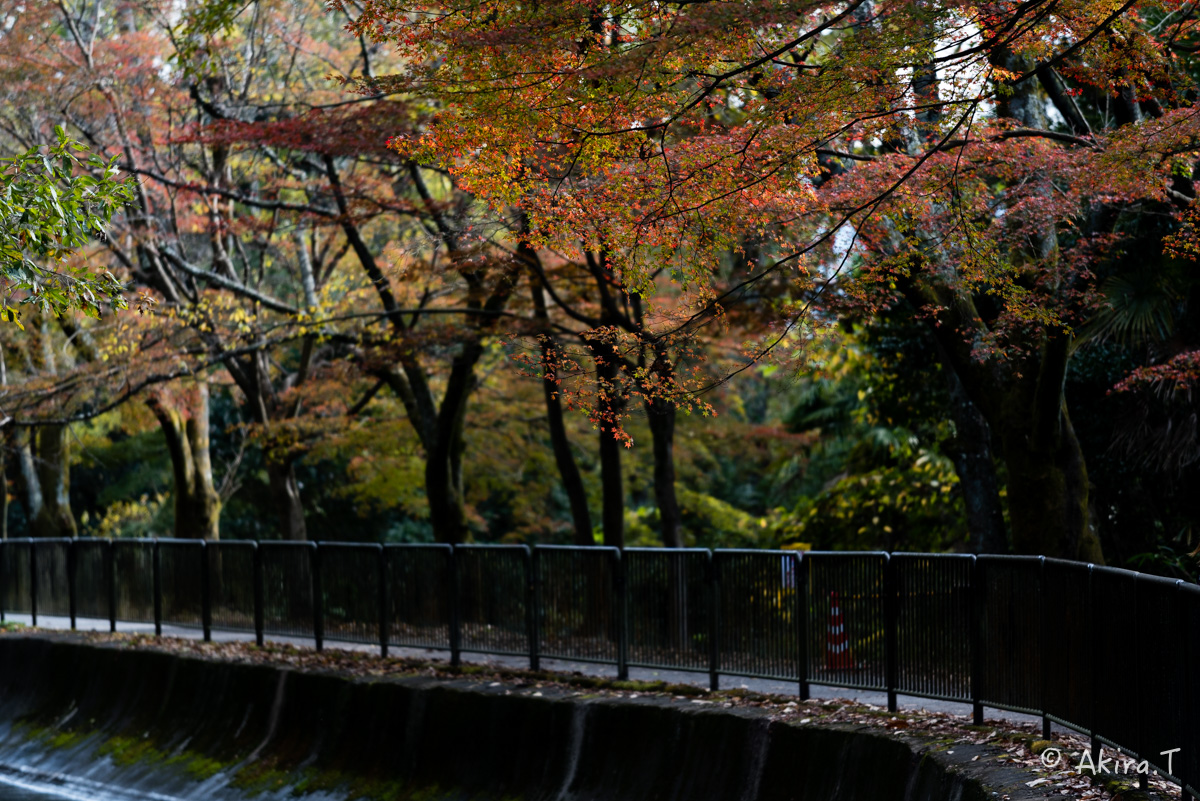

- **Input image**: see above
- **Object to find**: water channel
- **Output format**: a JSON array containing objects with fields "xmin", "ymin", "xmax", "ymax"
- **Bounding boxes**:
[
  {"xmin": 0, "ymin": 770, "xmax": 177, "ymax": 801},
  {"xmin": 0, "ymin": 782, "xmax": 73, "ymax": 801}
]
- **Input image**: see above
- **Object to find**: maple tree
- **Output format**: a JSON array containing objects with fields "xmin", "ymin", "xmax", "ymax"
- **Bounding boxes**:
[
  {"xmin": 344, "ymin": 0, "xmax": 1200, "ymax": 559},
  {"xmin": 512, "ymin": 241, "xmax": 771, "ymax": 548},
  {"xmin": 0, "ymin": 0, "xmax": 376, "ymax": 539},
  {"xmin": 0, "ymin": 0, "xmax": 573, "ymax": 545}
]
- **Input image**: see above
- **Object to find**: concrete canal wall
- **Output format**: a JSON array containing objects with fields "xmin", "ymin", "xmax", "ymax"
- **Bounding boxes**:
[{"xmin": 0, "ymin": 635, "xmax": 1039, "ymax": 801}]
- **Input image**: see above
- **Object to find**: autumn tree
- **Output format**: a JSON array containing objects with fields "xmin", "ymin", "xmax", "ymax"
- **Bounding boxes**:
[
  {"xmin": 516, "ymin": 242, "xmax": 753, "ymax": 548},
  {"xmin": 0, "ymin": 0, "xmax": 350, "ymax": 539},
  {"xmin": 0, "ymin": 0, "xmax": 552, "ymax": 545},
  {"xmin": 349, "ymin": 0, "xmax": 1200, "ymax": 559}
]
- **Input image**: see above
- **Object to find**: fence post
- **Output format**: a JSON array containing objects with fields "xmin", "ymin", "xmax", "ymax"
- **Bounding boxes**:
[
  {"xmin": 615, "ymin": 549, "xmax": 628, "ymax": 681},
  {"xmin": 377, "ymin": 544, "xmax": 388, "ymax": 658},
  {"xmin": 796, "ymin": 551, "xmax": 809, "ymax": 701},
  {"xmin": 527, "ymin": 546, "xmax": 539, "ymax": 672},
  {"xmin": 107, "ymin": 540, "xmax": 116, "ymax": 633},
  {"xmin": 448, "ymin": 545, "xmax": 461, "ymax": 667},
  {"xmin": 1039, "ymin": 556, "xmax": 1050, "ymax": 739},
  {"xmin": 68, "ymin": 539, "xmax": 77, "ymax": 631},
  {"xmin": 253, "ymin": 542, "xmax": 264, "ymax": 647},
  {"xmin": 30, "ymin": 540, "xmax": 38, "ymax": 627},
  {"xmin": 884, "ymin": 554, "xmax": 897, "ymax": 713},
  {"xmin": 152, "ymin": 539, "xmax": 162, "ymax": 637},
  {"xmin": 708, "ymin": 550, "xmax": 719, "ymax": 692},
  {"xmin": 200, "ymin": 541, "xmax": 212, "ymax": 643},
  {"xmin": 311, "ymin": 543, "xmax": 324, "ymax": 653},
  {"xmin": 969, "ymin": 555, "xmax": 982, "ymax": 725}
]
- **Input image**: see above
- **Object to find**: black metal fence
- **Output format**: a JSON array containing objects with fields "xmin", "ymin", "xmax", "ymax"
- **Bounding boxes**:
[{"xmin": 0, "ymin": 540, "xmax": 1196, "ymax": 797}]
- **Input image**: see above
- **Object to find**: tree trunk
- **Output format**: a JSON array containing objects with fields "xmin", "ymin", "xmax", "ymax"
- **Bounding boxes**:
[
  {"xmin": 904, "ymin": 280, "xmax": 1104, "ymax": 562},
  {"xmin": 266, "ymin": 457, "xmax": 306, "ymax": 541},
  {"xmin": 15, "ymin": 426, "xmax": 76, "ymax": 538},
  {"xmin": 525, "ymin": 261, "xmax": 594, "ymax": 545},
  {"xmin": 422, "ymin": 348, "xmax": 479, "ymax": 545},
  {"xmin": 999, "ymin": 403, "xmax": 1104, "ymax": 562},
  {"xmin": 186, "ymin": 383, "xmax": 221, "ymax": 539},
  {"xmin": 13, "ymin": 430, "xmax": 40, "ymax": 531},
  {"xmin": 425, "ymin": 442, "xmax": 469, "ymax": 545},
  {"xmin": 12, "ymin": 317, "xmax": 76, "ymax": 538},
  {"xmin": 223, "ymin": 351, "xmax": 309, "ymax": 541},
  {"xmin": 543, "ymin": 345, "xmax": 594, "ymax": 545},
  {"xmin": 148, "ymin": 383, "xmax": 221, "ymax": 540},
  {"xmin": 645, "ymin": 397, "xmax": 683, "ymax": 548},
  {"xmin": 593, "ymin": 352, "xmax": 625, "ymax": 549},
  {"xmin": 379, "ymin": 362, "xmax": 473, "ymax": 545},
  {"xmin": 35, "ymin": 426, "xmax": 75, "ymax": 538},
  {"xmin": 939, "ymin": 357, "xmax": 1007, "ymax": 554},
  {"xmin": 597, "ymin": 426, "xmax": 624, "ymax": 549}
]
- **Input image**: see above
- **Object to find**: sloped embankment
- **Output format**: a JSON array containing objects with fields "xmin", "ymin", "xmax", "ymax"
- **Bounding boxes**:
[{"xmin": 0, "ymin": 635, "xmax": 1040, "ymax": 801}]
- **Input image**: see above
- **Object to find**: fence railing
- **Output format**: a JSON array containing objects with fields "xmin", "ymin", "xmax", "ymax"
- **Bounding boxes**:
[{"xmin": 0, "ymin": 539, "xmax": 1195, "ymax": 797}]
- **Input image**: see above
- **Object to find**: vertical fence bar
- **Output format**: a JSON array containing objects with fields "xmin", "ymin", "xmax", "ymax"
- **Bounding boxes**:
[
  {"xmin": 67, "ymin": 538, "xmax": 77, "ymax": 631},
  {"xmin": 448, "ymin": 545, "xmax": 461, "ymax": 667},
  {"xmin": 152, "ymin": 539, "xmax": 162, "ymax": 636},
  {"xmin": 107, "ymin": 540, "xmax": 116, "ymax": 632},
  {"xmin": 884, "ymin": 554, "xmax": 897, "ymax": 713},
  {"xmin": 616, "ymin": 549, "xmax": 629, "ymax": 681},
  {"xmin": 1087, "ymin": 563, "xmax": 1098, "ymax": 763},
  {"xmin": 708, "ymin": 550, "xmax": 719, "ymax": 692},
  {"xmin": 253, "ymin": 542, "xmax": 264, "ymax": 647},
  {"xmin": 797, "ymin": 551, "xmax": 809, "ymax": 700},
  {"xmin": 1039, "ymin": 557, "xmax": 1050, "ymax": 739},
  {"xmin": 311, "ymin": 543, "xmax": 324, "ymax": 652},
  {"xmin": 970, "ymin": 555, "xmax": 983, "ymax": 725},
  {"xmin": 200, "ymin": 540, "xmax": 212, "ymax": 642},
  {"xmin": 29, "ymin": 539, "xmax": 37, "ymax": 627},
  {"xmin": 527, "ymin": 547, "xmax": 539, "ymax": 671},
  {"xmin": 377, "ymin": 544, "xmax": 388, "ymax": 658}
]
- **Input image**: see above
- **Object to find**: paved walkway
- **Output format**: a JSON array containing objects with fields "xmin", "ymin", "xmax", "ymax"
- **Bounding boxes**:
[{"xmin": 2, "ymin": 612, "xmax": 1054, "ymax": 729}]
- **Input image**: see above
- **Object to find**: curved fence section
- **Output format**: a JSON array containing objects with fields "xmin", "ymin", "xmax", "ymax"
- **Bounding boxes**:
[{"xmin": 0, "ymin": 539, "xmax": 1196, "ymax": 797}]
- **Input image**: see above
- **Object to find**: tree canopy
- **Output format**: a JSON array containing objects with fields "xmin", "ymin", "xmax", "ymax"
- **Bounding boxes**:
[
  {"xmin": 0, "ymin": 126, "xmax": 131, "ymax": 324},
  {"xmin": 342, "ymin": 0, "xmax": 1200, "ymax": 562},
  {"xmin": 0, "ymin": 0, "xmax": 1196, "ymax": 577}
]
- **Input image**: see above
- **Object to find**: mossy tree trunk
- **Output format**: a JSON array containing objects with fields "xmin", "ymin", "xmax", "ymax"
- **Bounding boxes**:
[
  {"xmin": 895, "ymin": 49, "xmax": 1104, "ymax": 563},
  {"xmin": 147, "ymin": 381, "xmax": 221, "ymax": 540}
]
